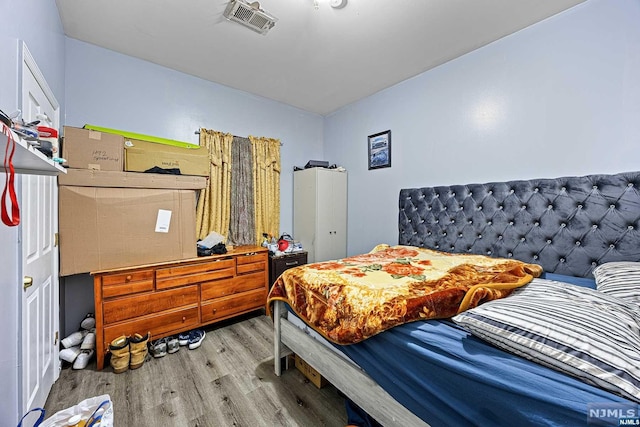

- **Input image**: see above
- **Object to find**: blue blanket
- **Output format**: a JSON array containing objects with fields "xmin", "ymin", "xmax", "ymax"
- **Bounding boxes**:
[{"xmin": 338, "ymin": 273, "xmax": 634, "ymax": 426}]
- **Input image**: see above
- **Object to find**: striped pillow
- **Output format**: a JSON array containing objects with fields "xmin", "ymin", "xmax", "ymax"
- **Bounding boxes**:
[
  {"xmin": 594, "ymin": 262, "xmax": 640, "ymax": 304},
  {"xmin": 452, "ymin": 279, "xmax": 640, "ymax": 402}
]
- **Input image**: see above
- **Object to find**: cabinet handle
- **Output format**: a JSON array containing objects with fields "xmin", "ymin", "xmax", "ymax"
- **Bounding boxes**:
[
  {"xmin": 126, "ymin": 275, "xmax": 132, "ymax": 282},
  {"xmin": 212, "ymin": 308, "xmax": 217, "ymax": 313},
  {"xmin": 285, "ymin": 261, "xmax": 299, "ymax": 266},
  {"xmin": 182, "ymin": 316, "xmax": 186, "ymax": 322}
]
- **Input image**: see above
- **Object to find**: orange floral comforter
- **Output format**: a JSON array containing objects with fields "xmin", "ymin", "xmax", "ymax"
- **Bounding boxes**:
[{"xmin": 267, "ymin": 244, "xmax": 542, "ymax": 345}]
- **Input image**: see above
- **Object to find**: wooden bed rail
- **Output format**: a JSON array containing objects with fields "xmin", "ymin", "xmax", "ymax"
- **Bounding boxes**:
[{"xmin": 273, "ymin": 301, "xmax": 428, "ymax": 426}]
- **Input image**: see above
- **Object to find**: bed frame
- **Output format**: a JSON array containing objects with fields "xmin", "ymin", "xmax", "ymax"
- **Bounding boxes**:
[{"xmin": 273, "ymin": 171, "xmax": 640, "ymax": 425}]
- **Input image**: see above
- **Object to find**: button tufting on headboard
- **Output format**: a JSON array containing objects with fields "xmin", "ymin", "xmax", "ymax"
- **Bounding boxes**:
[{"xmin": 398, "ymin": 171, "xmax": 640, "ymax": 278}]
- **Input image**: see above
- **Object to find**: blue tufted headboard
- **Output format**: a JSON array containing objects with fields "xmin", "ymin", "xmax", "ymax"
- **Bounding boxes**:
[{"xmin": 399, "ymin": 171, "xmax": 640, "ymax": 278}]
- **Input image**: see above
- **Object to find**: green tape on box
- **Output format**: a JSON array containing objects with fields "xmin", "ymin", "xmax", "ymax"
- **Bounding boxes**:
[{"xmin": 84, "ymin": 124, "xmax": 199, "ymax": 149}]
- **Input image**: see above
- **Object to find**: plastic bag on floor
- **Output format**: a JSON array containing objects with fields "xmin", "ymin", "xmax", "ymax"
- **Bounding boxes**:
[{"xmin": 18, "ymin": 394, "xmax": 113, "ymax": 427}]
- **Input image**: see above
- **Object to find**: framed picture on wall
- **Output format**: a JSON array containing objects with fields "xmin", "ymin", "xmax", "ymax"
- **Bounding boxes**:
[{"xmin": 368, "ymin": 130, "xmax": 391, "ymax": 170}]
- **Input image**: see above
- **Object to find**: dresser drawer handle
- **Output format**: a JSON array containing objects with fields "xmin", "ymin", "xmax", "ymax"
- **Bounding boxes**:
[
  {"xmin": 182, "ymin": 316, "xmax": 186, "ymax": 322},
  {"xmin": 285, "ymin": 261, "xmax": 299, "ymax": 266},
  {"xmin": 212, "ymin": 308, "xmax": 217, "ymax": 313},
  {"xmin": 126, "ymin": 275, "xmax": 132, "ymax": 282}
]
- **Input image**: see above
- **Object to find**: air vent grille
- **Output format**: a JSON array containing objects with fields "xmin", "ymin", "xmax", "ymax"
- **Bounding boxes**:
[
  {"xmin": 248, "ymin": 14, "xmax": 269, "ymax": 29},
  {"xmin": 223, "ymin": 0, "xmax": 278, "ymax": 35},
  {"xmin": 233, "ymin": 6, "xmax": 254, "ymax": 22}
]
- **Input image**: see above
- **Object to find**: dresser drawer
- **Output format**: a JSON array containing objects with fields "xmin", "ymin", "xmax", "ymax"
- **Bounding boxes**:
[
  {"xmin": 201, "ymin": 271, "xmax": 266, "ymax": 301},
  {"xmin": 201, "ymin": 288, "xmax": 266, "ymax": 323},
  {"xmin": 102, "ymin": 305, "xmax": 199, "ymax": 354},
  {"xmin": 101, "ymin": 269, "xmax": 154, "ymax": 298},
  {"xmin": 269, "ymin": 251, "xmax": 308, "ymax": 286},
  {"xmin": 103, "ymin": 285, "xmax": 199, "ymax": 324},
  {"xmin": 236, "ymin": 253, "xmax": 267, "ymax": 275},
  {"xmin": 102, "ymin": 280, "xmax": 154, "ymax": 299},
  {"xmin": 237, "ymin": 252, "xmax": 266, "ymax": 265},
  {"xmin": 156, "ymin": 258, "xmax": 235, "ymax": 290}
]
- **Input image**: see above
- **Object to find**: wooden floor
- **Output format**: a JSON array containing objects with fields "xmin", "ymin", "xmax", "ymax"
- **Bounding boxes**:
[{"xmin": 45, "ymin": 312, "xmax": 347, "ymax": 426}]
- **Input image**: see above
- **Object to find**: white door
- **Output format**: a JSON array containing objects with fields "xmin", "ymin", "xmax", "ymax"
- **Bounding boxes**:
[{"xmin": 20, "ymin": 44, "xmax": 60, "ymax": 414}]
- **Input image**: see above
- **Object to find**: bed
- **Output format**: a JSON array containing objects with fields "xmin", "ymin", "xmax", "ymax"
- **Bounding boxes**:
[{"xmin": 269, "ymin": 171, "xmax": 640, "ymax": 426}]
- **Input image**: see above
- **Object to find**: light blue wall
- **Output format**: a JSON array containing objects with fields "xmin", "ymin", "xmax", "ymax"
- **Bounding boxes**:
[
  {"xmin": 0, "ymin": 0, "xmax": 66, "ymax": 424},
  {"xmin": 324, "ymin": 0, "xmax": 640, "ymax": 256}
]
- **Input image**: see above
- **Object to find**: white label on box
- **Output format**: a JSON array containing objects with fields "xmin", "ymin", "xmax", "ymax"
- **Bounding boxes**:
[
  {"xmin": 155, "ymin": 209, "xmax": 172, "ymax": 233},
  {"xmin": 88, "ymin": 130, "xmax": 102, "ymax": 140}
]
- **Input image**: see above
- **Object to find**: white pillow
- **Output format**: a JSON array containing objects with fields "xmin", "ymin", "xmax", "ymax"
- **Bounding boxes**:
[
  {"xmin": 452, "ymin": 279, "xmax": 640, "ymax": 402},
  {"xmin": 593, "ymin": 262, "xmax": 640, "ymax": 304}
]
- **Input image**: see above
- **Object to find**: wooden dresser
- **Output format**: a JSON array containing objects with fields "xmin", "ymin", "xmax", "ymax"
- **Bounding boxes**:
[{"xmin": 92, "ymin": 246, "xmax": 268, "ymax": 370}]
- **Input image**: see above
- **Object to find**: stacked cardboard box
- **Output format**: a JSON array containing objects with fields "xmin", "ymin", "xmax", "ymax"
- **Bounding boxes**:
[
  {"xmin": 58, "ymin": 126, "xmax": 208, "ymax": 276},
  {"xmin": 124, "ymin": 138, "xmax": 209, "ymax": 176},
  {"xmin": 83, "ymin": 124, "xmax": 209, "ymax": 177},
  {"xmin": 61, "ymin": 126, "xmax": 124, "ymax": 171}
]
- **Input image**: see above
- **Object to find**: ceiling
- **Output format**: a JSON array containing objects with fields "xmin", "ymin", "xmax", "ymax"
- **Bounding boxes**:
[{"xmin": 55, "ymin": 0, "xmax": 586, "ymax": 116}]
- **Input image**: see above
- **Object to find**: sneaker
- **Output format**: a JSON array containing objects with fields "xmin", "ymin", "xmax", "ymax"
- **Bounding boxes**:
[
  {"xmin": 167, "ymin": 336, "xmax": 180, "ymax": 354},
  {"xmin": 73, "ymin": 349, "xmax": 94, "ymax": 370},
  {"xmin": 149, "ymin": 338, "xmax": 167, "ymax": 358},
  {"xmin": 80, "ymin": 313, "xmax": 95, "ymax": 330},
  {"xmin": 59, "ymin": 346, "xmax": 81, "ymax": 363},
  {"xmin": 178, "ymin": 332, "xmax": 190, "ymax": 346},
  {"xmin": 61, "ymin": 330, "xmax": 88, "ymax": 348},
  {"xmin": 188, "ymin": 329, "xmax": 206, "ymax": 350},
  {"xmin": 80, "ymin": 330, "xmax": 96, "ymax": 350}
]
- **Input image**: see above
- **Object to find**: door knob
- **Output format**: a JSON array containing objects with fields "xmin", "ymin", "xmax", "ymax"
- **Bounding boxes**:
[{"xmin": 23, "ymin": 276, "xmax": 33, "ymax": 290}]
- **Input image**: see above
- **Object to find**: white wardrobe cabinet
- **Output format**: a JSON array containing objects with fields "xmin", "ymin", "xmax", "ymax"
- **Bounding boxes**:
[{"xmin": 293, "ymin": 168, "xmax": 347, "ymax": 263}]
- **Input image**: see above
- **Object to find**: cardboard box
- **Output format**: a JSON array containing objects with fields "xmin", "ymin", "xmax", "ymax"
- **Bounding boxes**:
[
  {"xmin": 62, "ymin": 126, "xmax": 124, "ymax": 171},
  {"xmin": 58, "ymin": 169, "xmax": 207, "ymax": 190},
  {"xmin": 124, "ymin": 138, "xmax": 209, "ymax": 177},
  {"xmin": 294, "ymin": 354, "xmax": 328, "ymax": 389},
  {"xmin": 58, "ymin": 186, "xmax": 197, "ymax": 276}
]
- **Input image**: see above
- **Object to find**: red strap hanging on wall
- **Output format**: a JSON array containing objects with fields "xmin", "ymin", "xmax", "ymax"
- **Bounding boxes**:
[{"xmin": 2, "ymin": 123, "xmax": 20, "ymax": 226}]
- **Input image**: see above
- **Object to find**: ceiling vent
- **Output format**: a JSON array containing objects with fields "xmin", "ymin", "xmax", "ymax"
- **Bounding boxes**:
[{"xmin": 223, "ymin": 1, "xmax": 278, "ymax": 35}]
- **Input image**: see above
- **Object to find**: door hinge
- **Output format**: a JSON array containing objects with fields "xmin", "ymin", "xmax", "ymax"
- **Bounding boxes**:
[
  {"xmin": 54, "ymin": 233, "xmax": 59, "ymax": 247},
  {"xmin": 54, "ymin": 331, "xmax": 58, "ymax": 345}
]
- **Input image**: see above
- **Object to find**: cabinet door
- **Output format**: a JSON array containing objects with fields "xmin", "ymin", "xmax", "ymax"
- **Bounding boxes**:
[
  {"xmin": 329, "ymin": 171, "xmax": 347, "ymax": 259},
  {"xmin": 315, "ymin": 170, "xmax": 347, "ymax": 262},
  {"xmin": 314, "ymin": 171, "xmax": 332, "ymax": 262},
  {"xmin": 293, "ymin": 169, "xmax": 318, "ymax": 262}
]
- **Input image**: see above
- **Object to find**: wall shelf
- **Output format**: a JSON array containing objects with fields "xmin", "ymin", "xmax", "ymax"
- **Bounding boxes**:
[{"xmin": 1, "ymin": 130, "xmax": 66, "ymax": 176}]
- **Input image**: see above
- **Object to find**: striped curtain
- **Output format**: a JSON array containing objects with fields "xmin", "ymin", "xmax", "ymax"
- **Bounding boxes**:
[{"xmin": 228, "ymin": 136, "xmax": 255, "ymax": 246}]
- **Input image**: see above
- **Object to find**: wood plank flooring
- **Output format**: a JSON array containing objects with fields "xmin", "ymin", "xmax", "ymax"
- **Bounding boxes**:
[{"xmin": 45, "ymin": 312, "xmax": 347, "ymax": 426}]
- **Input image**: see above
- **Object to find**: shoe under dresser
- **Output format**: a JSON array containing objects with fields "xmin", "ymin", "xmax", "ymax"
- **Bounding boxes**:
[{"xmin": 92, "ymin": 245, "xmax": 268, "ymax": 370}]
